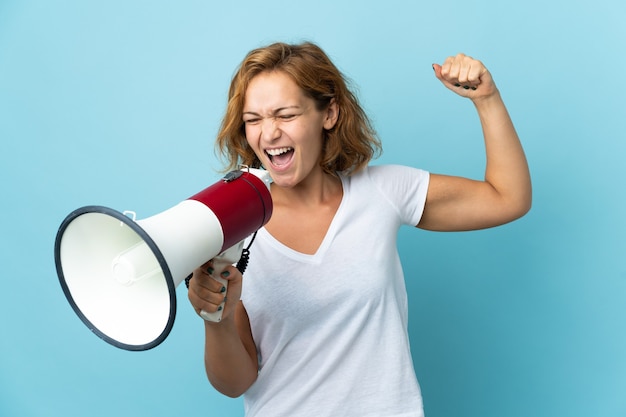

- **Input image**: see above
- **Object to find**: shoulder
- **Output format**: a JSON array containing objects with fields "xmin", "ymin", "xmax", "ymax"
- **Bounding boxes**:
[
  {"xmin": 342, "ymin": 164, "xmax": 429, "ymax": 187},
  {"xmin": 339, "ymin": 165, "xmax": 430, "ymax": 225}
]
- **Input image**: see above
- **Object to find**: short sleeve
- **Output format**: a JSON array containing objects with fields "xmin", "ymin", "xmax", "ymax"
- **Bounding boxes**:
[{"xmin": 365, "ymin": 164, "xmax": 430, "ymax": 226}]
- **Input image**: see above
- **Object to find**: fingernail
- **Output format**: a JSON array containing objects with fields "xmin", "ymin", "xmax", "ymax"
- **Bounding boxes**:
[
  {"xmin": 463, "ymin": 85, "xmax": 470, "ymax": 90},
  {"xmin": 220, "ymin": 286, "xmax": 226, "ymax": 293},
  {"xmin": 207, "ymin": 267, "xmax": 214, "ymax": 275},
  {"xmin": 221, "ymin": 270, "xmax": 230, "ymax": 278},
  {"xmin": 217, "ymin": 306, "xmax": 223, "ymax": 311},
  {"xmin": 454, "ymin": 83, "xmax": 461, "ymax": 87},
  {"xmin": 471, "ymin": 87, "xmax": 477, "ymax": 90}
]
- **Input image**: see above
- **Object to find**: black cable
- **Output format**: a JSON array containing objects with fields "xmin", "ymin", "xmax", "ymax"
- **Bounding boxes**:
[{"xmin": 236, "ymin": 231, "xmax": 257, "ymax": 274}]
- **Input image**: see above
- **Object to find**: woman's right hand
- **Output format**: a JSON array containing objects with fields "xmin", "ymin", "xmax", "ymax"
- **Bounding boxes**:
[{"xmin": 187, "ymin": 260, "xmax": 243, "ymax": 323}]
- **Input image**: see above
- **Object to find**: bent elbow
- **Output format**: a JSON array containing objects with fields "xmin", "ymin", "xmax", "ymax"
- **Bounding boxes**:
[
  {"xmin": 206, "ymin": 368, "xmax": 257, "ymax": 398},
  {"xmin": 519, "ymin": 188, "xmax": 533, "ymax": 217},
  {"xmin": 522, "ymin": 198, "xmax": 532, "ymax": 217},
  {"xmin": 218, "ymin": 388, "xmax": 246, "ymax": 399},
  {"xmin": 506, "ymin": 193, "xmax": 532, "ymax": 223},
  {"xmin": 210, "ymin": 380, "xmax": 251, "ymax": 399}
]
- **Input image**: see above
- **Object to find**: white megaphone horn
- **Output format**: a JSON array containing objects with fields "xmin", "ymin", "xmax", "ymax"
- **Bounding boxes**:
[{"xmin": 54, "ymin": 167, "xmax": 273, "ymax": 351}]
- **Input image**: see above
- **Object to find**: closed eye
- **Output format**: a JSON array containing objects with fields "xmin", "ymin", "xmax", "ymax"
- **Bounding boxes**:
[
  {"xmin": 243, "ymin": 114, "xmax": 298, "ymax": 124},
  {"xmin": 243, "ymin": 106, "xmax": 303, "ymax": 125},
  {"xmin": 243, "ymin": 117, "xmax": 261, "ymax": 125}
]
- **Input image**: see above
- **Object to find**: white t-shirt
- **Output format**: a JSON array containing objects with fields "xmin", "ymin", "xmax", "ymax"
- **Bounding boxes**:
[{"xmin": 241, "ymin": 164, "xmax": 430, "ymax": 417}]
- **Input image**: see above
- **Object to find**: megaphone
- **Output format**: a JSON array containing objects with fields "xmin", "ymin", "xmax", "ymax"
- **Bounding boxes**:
[{"xmin": 54, "ymin": 167, "xmax": 272, "ymax": 351}]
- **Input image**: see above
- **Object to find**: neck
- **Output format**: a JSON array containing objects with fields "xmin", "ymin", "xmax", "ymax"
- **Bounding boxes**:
[{"xmin": 271, "ymin": 170, "xmax": 342, "ymax": 208}]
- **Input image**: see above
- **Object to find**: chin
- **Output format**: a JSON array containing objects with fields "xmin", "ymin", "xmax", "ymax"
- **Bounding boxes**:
[{"xmin": 269, "ymin": 172, "xmax": 301, "ymax": 189}]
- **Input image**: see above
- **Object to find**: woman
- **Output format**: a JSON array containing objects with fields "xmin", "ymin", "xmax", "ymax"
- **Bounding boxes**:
[{"xmin": 188, "ymin": 41, "xmax": 531, "ymax": 417}]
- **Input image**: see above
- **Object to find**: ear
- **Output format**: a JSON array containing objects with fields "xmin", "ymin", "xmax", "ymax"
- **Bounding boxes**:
[{"xmin": 323, "ymin": 99, "xmax": 339, "ymax": 130}]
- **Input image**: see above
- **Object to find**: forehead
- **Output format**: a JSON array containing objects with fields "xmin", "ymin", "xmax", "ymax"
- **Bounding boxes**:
[{"xmin": 244, "ymin": 71, "xmax": 308, "ymax": 111}]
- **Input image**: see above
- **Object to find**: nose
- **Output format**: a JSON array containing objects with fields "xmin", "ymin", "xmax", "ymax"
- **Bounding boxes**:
[{"xmin": 260, "ymin": 117, "xmax": 281, "ymax": 142}]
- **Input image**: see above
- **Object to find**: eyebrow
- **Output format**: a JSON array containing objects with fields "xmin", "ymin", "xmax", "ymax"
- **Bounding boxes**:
[{"xmin": 243, "ymin": 105, "xmax": 302, "ymax": 117}]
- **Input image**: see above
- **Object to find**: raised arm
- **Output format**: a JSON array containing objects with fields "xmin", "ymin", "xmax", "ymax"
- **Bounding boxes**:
[{"xmin": 418, "ymin": 53, "xmax": 532, "ymax": 231}]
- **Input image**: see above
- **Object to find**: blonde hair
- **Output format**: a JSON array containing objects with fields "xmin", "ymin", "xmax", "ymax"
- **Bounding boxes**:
[{"xmin": 215, "ymin": 42, "xmax": 382, "ymax": 175}]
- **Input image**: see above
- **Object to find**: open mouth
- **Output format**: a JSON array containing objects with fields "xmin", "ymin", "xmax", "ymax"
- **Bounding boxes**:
[{"xmin": 265, "ymin": 147, "xmax": 294, "ymax": 166}]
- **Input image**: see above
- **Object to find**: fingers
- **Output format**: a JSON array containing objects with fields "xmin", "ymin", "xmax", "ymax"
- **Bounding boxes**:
[
  {"xmin": 433, "ymin": 53, "xmax": 493, "ymax": 95},
  {"xmin": 443, "ymin": 53, "xmax": 483, "ymax": 87},
  {"xmin": 188, "ymin": 264, "xmax": 229, "ymax": 315},
  {"xmin": 187, "ymin": 262, "xmax": 243, "ymax": 320}
]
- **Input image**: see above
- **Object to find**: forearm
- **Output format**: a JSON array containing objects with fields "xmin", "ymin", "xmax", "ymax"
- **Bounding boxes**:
[
  {"xmin": 474, "ymin": 90, "xmax": 532, "ymax": 216},
  {"xmin": 203, "ymin": 315, "xmax": 258, "ymax": 398}
]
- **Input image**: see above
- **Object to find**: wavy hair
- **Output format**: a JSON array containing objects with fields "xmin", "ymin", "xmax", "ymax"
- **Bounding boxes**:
[{"xmin": 215, "ymin": 41, "xmax": 382, "ymax": 175}]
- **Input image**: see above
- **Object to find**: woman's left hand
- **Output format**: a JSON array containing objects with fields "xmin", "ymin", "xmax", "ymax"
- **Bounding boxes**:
[{"xmin": 432, "ymin": 53, "xmax": 497, "ymax": 100}]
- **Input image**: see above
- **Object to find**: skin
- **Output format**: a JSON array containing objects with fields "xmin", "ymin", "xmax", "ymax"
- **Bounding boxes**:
[{"xmin": 187, "ymin": 53, "xmax": 531, "ymax": 397}]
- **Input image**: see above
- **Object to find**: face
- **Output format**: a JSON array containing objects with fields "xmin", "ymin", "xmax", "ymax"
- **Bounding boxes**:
[{"xmin": 243, "ymin": 71, "xmax": 338, "ymax": 188}]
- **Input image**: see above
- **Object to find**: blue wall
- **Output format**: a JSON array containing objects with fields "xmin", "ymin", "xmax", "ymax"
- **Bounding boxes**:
[{"xmin": 1, "ymin": 1, "xmax": 624, "ymax": 416}]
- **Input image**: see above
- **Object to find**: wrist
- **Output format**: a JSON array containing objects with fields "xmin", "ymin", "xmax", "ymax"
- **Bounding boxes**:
[
  {"xmin": 471, "ymin": 89, "xmax": 504, "ymax": 111},
  {"xmin": 204, "ymin": 312, "xmax": 236, "ymax": 331}
]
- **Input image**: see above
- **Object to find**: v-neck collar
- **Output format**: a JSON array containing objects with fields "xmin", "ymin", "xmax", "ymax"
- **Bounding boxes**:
[{"xmin": 257, "ymin": 174, "xmax": 349, "ymax": 263}]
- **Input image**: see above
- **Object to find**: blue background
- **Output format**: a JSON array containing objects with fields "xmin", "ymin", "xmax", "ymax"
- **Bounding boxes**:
[{"xmin": 1, "ymin": 1, "xmax": 624, "ymax": 416}]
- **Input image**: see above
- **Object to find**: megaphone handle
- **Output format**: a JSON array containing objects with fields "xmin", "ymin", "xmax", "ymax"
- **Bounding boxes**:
[{"xmin": 200, "ymin": 241, "xmax": 244, "ymax": 322}]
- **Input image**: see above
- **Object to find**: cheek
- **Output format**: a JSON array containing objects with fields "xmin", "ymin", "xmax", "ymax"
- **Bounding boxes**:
[
  {"xmin": 244, "ymin": 126, "xmax": 258, "ymax": 147},
  {"xmin": 291, "ymin": 119, "xmax": 323, "ymax": 143},
  {"xmin": 244, "ymin": 130, "xmax": 266, "ymax": 162},
  {"xmin": 301, "ymin": 125, "xmax": 326, "ymax": 152}
]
